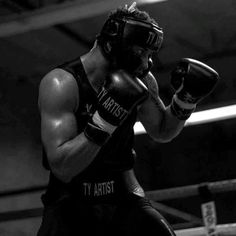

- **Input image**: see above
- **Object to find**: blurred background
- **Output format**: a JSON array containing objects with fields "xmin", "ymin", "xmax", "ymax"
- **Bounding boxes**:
[{"xmin": 0, "ymin": 0, "xmax": 236, "ymax": 235}]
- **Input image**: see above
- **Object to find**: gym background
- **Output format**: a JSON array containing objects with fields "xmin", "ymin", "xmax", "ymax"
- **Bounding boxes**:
[{"xmin": 0, "ymin": 0, "xmax": 236, "ymax": 235}]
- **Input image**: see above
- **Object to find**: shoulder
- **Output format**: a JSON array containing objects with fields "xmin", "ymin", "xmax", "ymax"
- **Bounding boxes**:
[{"xmin": 38, "ymin": 68, "xmax": 79, "ymax": 112}]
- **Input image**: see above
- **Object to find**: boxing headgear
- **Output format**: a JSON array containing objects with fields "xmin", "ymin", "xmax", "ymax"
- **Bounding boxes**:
[{"xmin": 97, "ymin": 16, "xmax": 163, "ymax": 75}]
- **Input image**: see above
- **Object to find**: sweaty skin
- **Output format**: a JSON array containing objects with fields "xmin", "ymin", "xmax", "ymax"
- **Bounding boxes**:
[
  {"xmin": 39, "ymin": 44, "xmax": 186, "ymax": 186},
  {"xmin": 39, "ymin": 68, "xmax": 102, "ymax": 183}
]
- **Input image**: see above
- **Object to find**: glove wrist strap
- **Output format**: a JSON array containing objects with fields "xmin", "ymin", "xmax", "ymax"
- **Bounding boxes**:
[
  {"xmin": 173, "ymin": 94, "xmax": 196, "ymax": 109},
  {"xmin": 171, "ymin": 95, "xmax": 196, "ymax": 120},
  {"xmin": 92, "ymin": 111, "xmax": 116, "ymax": 134},
  {"xmin": 84, "ymin": 122, "xmax": 111, "ymax": 146}
]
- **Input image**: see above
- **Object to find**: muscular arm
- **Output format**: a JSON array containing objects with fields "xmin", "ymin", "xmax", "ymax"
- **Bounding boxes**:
[
  {"xmin": 138, "ymin": 72, "xmax": 186, "ymax": 142},
  {"xmin": 38, "ymin": 69, "xmax": 101, "ymax": 183}
]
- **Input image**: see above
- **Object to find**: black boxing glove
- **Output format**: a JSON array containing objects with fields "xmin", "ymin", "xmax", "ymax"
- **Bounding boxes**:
[
  {"xmin": 170, "ymin": 58, "xmax": 219, "ymax": 120},
  {"xmin": 84, "ymin": 70, "xmax": 148, "ymax": 145}
]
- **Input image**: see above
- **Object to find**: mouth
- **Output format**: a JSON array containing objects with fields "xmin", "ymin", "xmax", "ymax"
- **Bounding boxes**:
[{"xmin": 128, "ymin": 70, "xmax": 141, "ymax": 78}]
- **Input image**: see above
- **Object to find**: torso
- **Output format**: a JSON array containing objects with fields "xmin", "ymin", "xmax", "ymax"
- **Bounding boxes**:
[{"xmin": 43, "ymin": 57, "xmax": 138, "ymax": 204}]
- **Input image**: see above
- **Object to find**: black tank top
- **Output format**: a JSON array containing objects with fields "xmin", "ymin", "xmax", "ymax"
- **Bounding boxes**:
[{"xmin": 42, "ymin": 57, "xmax": 137, "ymax": 204}]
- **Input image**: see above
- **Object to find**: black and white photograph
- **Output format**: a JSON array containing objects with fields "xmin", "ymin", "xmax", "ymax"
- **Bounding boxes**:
[{"xmin": 0, "ymin": 0, "xmax": 235, "ymax": 235}]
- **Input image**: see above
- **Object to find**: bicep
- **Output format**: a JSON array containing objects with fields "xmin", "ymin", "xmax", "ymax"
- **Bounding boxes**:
[
  {"xmin": 40, "ymin": 111, "xmax": 78, "ymax": 158},
  {"xmin": 38, "ymin": 69, "xmax": 79, "ymax": 159}
]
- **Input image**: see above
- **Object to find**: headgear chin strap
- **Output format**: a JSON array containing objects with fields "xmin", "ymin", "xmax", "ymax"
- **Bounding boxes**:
[{"xmin": 97, "ymin": 16, "xmax": 164, "ymax": 59}]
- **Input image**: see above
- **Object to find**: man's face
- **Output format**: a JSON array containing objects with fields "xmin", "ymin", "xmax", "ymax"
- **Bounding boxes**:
[
  {"xmin": 114, "ymin": 44, "xmax": 155, "ymax": 78},
  {"xmin": 130, "ymin": 45, "xmax": 154, "ymax": 77}
]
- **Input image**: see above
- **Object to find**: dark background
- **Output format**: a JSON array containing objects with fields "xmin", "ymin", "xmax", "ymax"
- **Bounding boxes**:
[{"xmin": 0, "ymin": 0, "xmax": 236, "ymax": 235}]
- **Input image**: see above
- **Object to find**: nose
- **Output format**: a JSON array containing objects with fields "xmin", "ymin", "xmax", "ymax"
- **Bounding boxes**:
[
  {"xmin": 141, "ymin": 57, "xmax": 153, "ymax": 72},
  {"xmin": 147, "ymin": 57, "xmax": 153, "ymax": 70}
]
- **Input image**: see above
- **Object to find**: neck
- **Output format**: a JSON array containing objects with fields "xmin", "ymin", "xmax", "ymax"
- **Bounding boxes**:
[{"xmin": 80, "ymin": 45, "xmax": 110, "ymax": 93}]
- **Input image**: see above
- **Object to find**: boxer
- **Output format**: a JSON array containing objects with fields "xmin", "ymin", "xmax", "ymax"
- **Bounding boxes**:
[{"xmin": 37, "ymin": 2, "xmax": 219, "ymax": 235}]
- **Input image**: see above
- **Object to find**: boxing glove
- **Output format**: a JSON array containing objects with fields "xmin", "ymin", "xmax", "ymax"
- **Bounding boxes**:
[
  {"xmin": 170, "ymin": 58, "xmax": 219, "ymax": 120},
  {"xmin": 84, "ymin": 70, "xmax": 148, "ymax": 145}
]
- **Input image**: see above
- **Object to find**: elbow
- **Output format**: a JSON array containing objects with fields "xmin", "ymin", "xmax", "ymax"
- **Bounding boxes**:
[
  {"xmin": 160, "ymin": 136, "xmax": 175, "ymax": 143},
  {"xmin": 48, "ymin": 155, "xmax": 73, "ymax": 183},
  {"xmin": 51, "ymin": 166, "xmax": 72, "ymax": 183},
  {"xmin": 148, "ymin": 120, "xmax": 182, "ymax": 143},
  {"xmin": 150, "ymin": 134, "xmax": 174, "ymax": 143},
  {"xmin": 147, "ymin": 128, "xmax": 178, "ymax": 143}
]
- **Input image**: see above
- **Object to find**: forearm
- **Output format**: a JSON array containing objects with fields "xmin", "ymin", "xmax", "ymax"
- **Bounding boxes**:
[
  {"xmin": 49, "ymin": 132, "xmax": 101, "ymax": 183},
  {"xmin": 141, "ymin": 105, "xmax": 186, "ymax": 143},
  {"xmin": 138, "ymin": 94, "xmax": 186, "ymax": 142},
  {"xmin": 158, "ymin": 105, "xmax": 186, "ymax": 142}
]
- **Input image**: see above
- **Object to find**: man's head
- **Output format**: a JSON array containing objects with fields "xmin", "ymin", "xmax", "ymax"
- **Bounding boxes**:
[{"xmin": 96, "ymin": 2, "xmax": 163, "ymax": 77}]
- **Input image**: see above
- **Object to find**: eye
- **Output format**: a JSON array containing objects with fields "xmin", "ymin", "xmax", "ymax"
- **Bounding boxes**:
[
  {"xmin": 133, "ymin": 48, "xmax": 144, "ymax": 56},
  {"xmin": 132, "ymin": 46, "xmax": 153, "ymax": 58},
  {"xmin": 139, "ymin": 48, "xmax": 145, "ymax": 54}
]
